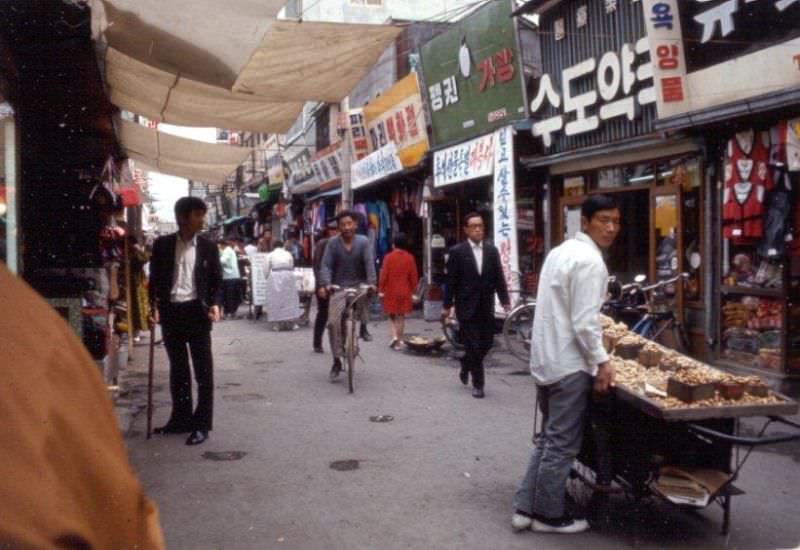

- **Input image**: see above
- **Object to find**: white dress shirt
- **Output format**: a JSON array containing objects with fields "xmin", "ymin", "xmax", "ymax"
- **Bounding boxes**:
[
  {"xmin": 530, "ymin": 231, "xmax": 609, "ymax": 385},
  {"xmin": 170, "ymin": 234, "xmax": 197, "ymax": 303},
  {"xmin": 470, "ymin": 240, "xmax": 483, "ymax": 275}
]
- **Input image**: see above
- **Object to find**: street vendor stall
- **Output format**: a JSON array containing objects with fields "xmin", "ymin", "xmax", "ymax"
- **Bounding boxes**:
[{"xmin": 563, "ymin": 315, "xmax": 800, "ymax": 537}]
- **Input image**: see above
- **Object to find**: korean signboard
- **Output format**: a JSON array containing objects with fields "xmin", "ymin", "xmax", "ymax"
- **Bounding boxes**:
[
  {"xmin": 311, "ymin": 141, "xmax": 344, "ymax": 191},
  {"xmin": 493, "ymin": 125, "xmax": 519, "ymax": 313},
  {"xmin": 351, "ymin": 142, "xmax": 403, "ymax": 190},
  {"xmin": 362, "ymin": 73, "xmax": 429, "ymax": 168},
  {"xmin": 348, "ymin": 109, "xmax": 370, "ymax": 161},
  {"xmin": 433, "ymin": 132, "xmax": 495, "ymax": 188},
  {"xmin": 420, "ymin": 0, "xmax": 527, "ymax": 147},
  {"xmin": 530, "ymin": 0, "xmax": 656, "ymax": 153},
  {"xmin": 266, "ymin": 134, "xmax": 285, "ymax": 186},
  {"xmin": 643, "ymin": 0, "xmax": 800, "ymax": 121}
]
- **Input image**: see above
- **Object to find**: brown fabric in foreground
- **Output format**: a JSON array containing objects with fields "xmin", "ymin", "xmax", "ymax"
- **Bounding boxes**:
[{"xmin": 0, "ymin": 263, "xmax": 165, "ymax": 549}]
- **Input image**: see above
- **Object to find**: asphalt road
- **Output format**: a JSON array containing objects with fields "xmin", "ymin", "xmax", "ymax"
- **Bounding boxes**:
[{"xmin": 120, "ymin": 310, "xmax": 800, "ymax": 550}]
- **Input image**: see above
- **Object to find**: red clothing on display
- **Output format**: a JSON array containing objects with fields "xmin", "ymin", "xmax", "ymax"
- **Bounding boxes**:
[
  {"xmin": 379, "ymin": 248, "xmax": 419, "ymax": 315},
  {"xmin": 722, "ymin": 130, "xmax": 772, "ymax": 241}
]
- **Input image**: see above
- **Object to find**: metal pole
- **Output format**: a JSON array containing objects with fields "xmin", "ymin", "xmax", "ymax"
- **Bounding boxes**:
[
  {"xmin": 341, "ymin": 131, "xmax": 353, "ymax": 211},
  {"xmin": 123, "ymin": 237, "xmax": 135, "ymax": 360}
]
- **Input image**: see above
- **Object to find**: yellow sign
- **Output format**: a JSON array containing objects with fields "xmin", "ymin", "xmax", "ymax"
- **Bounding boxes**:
[{"xmin": 362, "ymin": 72, "xmax": 429, "ymax": 168}]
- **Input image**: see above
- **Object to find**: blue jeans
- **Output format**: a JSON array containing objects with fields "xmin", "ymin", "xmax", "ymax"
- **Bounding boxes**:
[{"xmin": 513, "ymin": 371, "xmax": 592, "ymax": 519}]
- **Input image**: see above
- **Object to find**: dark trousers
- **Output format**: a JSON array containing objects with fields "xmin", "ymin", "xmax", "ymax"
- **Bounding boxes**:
[
  {"xmin": 460, "ymin": 317, "xmax": 495, "ymax": 390},
  {"xmin": 160, "ymin": 301, "xmax": 214, "ymax": 431},
  {"xmin": 223, "ymin": 279, "xmax": 241, "ymax": 316},
  {"xmin": 313, "ymin": 293, "xmax": 330, "ymax": 349}
]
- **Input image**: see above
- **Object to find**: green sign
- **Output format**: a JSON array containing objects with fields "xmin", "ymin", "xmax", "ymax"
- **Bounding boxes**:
[{"xmin": 420, "ymin": 0, "xmax": 527, "ymax": 147}]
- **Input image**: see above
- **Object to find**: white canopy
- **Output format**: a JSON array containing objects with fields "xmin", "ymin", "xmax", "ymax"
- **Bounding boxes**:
[
  {"xmin": 105, "ymin": 48, "xmax": 303, "ymax": 133},
  {"xmin": 116, "ymin": 118, "xmax": 252, "ymax": 184},
  {"xmin": 91, "ymin": 0, "xmax": 287, "ymax": 89},
  {"xmin": 233, "ymin": 20, "xmax": 404, "ymax": 102}
]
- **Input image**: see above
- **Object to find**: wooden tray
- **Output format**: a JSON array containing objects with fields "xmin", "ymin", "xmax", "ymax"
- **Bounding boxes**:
[{"xmin": 614, "ymin": 385, "xmax": 799, "ymax": 422}]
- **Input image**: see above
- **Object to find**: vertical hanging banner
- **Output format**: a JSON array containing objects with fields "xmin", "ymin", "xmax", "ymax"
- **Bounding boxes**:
[
  {"xmin": 492, "ymin": 125, "xmax": 518, "ymax": 315},
  {"xmin": 250, "ymin": 253, "xmax": 269, "ymax": 307}
]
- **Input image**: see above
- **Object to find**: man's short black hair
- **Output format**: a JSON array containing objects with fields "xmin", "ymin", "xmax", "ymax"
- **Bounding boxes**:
[
  {"xmin": 337, "ymin": 210, "xmax": 360, "ymax": 224},
  {"xmin": 393, "ymin": 232, "xmax": 408, "ymax": 250},
  {"xmin": 273, "ymin": 240, "xmax": 284, "ymax": 248},
  {"xmin": 581, "ymin": 194, "xmax": 619, "ymax": 221},
  {"xmin": 174, "ymin": 196, "xmax": 207, "ymax": 219},
  {"xmin": 463, "ymin": 212, "xmax": 484, "ymax": 227}
]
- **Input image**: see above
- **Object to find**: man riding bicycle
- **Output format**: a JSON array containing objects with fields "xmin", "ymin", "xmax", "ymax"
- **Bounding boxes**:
[{"xmin": 318, "ymin": 210, "xmax": 377, "ymax": 380}]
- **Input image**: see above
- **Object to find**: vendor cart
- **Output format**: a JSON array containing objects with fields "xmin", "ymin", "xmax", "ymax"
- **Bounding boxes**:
[{"xmin": 560, "ymin": 385, "xmax": 800, "ymax": 538}]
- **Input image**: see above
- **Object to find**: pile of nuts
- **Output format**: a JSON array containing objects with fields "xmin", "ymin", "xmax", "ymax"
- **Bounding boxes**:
[{"xmin": 601, "ymin": 314, "xmax": 781, "ymax": 409}]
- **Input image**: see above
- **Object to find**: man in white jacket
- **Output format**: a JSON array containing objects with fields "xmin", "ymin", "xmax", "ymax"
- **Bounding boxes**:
[
  {"xmin": 264, "ymin": 240, "xmax": 302, "ymax": 330},
  {"xmin": 511, "ymin": 194, "xmax": 620, "ymax": 534}
]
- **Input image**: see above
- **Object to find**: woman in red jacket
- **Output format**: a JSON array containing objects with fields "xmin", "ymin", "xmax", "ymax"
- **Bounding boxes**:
[{"xmin": 379, "ymin": 233, "xmax": 419, "ymax": 349}]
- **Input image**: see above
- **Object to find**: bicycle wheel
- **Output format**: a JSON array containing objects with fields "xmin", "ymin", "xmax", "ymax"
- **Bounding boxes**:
[
  {"xmin": 442, "ymin": 319, "xmax": 465, "ymax": 351},
  {"xmin": 346, "ymin": 316, "xmax": 357, "ymax": 394},
  {"xmin": 503, "ymin": 304, "xmax": 535, "ymax": 364}
]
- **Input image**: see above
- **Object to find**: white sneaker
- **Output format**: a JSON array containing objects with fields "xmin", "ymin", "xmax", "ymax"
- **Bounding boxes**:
[
  {"xmin": 511, "ymin": 513, "xmax": 532, "ymax": 532},
  {"xmin": 532, "ymin": 517, "xmax": 589, "ymax": 534}
]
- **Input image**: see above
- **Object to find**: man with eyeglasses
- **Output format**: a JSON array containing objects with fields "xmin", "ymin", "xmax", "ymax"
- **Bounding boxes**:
[
  {"xmin": 442, "ymin": 212, "xmax": 510, "ymax": 399},
  {"xmin": 511, "ymin": 194, "xmax": 620, "ymax": 535}
]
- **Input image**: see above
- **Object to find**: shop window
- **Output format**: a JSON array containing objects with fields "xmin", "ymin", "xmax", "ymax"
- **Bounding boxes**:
[{"xmin": 718, "ymin": 121, "xmax": 800, "ymax": 374}]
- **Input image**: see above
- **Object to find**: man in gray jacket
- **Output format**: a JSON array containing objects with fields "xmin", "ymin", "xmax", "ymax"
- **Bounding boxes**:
[{"xmin": 318, "ymin": 210, "xmax": 377, "ymax": 379}]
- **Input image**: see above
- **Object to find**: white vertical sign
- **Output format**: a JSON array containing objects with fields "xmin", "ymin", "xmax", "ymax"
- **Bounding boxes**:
[
  {"xmin": 250, "ymin": 253, "xmax": 269, "ymax": 307},
  {"xmin": 492, "ymin": 125, "xmax": 519, "ymax": 314}
]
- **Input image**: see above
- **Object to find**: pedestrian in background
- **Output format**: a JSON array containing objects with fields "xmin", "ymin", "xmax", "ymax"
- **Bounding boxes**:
[
  {"xmin": 220, "ymin": 238, "xmax": 241, "ymax": 319},
  {"xmin": 379, "ymin": 232, "xmax": 418, "ymax": 350},
  {"xmin": 264, "ymin": 240, "xmax": 302, "ymax": 331},
  {"xmin": 149, "ymin": 197, "xmax": 222, "ymax": 446},
  {"xmin": 0, "ymin": 263, "xmax": 165, "ymax": 548},
  {"xmin": 442, "ymin": 212, "xmax": 510, "ymax": 399},
  {"xmin": 252, "ymin": 232, "xmax": 272, "ymax": 320},
  {"xmin": 312, "ymin": 221, "xmax": 339, "ymax": 353}
]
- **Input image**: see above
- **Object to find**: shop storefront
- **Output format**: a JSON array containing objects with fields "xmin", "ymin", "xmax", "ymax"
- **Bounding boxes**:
[
  {"xmin": 350, "ymin": 72, "xmax": 431, "ymax": 273},
  {"xmin": 640, "ymin": 0, "xmax": 800, "ymax": 377},
  {"xmin": 525, "ymin": 0, "xmax": 710, "ymax": 355},
  {"xmin": 1, "ymin": 104, "xmax": 18, "ymax": 273},
  {"xmin": 420, "ymin": 0, "xmax": 534, "ymax": 302}
]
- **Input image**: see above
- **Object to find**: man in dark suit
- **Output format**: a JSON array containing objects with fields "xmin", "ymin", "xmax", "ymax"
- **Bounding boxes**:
[
  {"xmin": 149, "ymin": 197, "xmax": 222, "ymax": 445},
  {"xmin": 442, "ymin": 212, "xmax": 510, "ymax": 398}
]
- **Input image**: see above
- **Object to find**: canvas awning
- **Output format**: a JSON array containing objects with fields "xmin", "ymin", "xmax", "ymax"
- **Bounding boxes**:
[
  {"xmin": 105, "ymin": 48, "xmax": 303, "ymax": 133},
  {"xmin": 91, "ymin": 0, "xmax": 287, "ymax": 89},
  {"xmin": 116, "ymin": 118, "xmax": 252, "ymax": 183},
  {"xmin": 232, "ymin": 20, "xmax": 404, "ymax": 102},
  {"xmin": 93, "ymin": 1, "xmax": 404, "ymax": 105}
]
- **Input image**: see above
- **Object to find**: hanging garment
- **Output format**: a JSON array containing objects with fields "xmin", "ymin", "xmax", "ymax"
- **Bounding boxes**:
[
  {"xmin": 722, "ymin": 129, "xmax": 771, "ymax": 241},
  {"xmin": 758, "ymin": 187, "xmax": 792, "ymax": 258}
]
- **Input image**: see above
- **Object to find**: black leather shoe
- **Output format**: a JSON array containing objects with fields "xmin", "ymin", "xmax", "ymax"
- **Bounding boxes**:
[
  {"xmin": 472, "ymin": 388, "xmax": 485, "ymax": 399},
  {"xmin": 313, "ymin": 346, "xmax": 324, "ymax": 353},
  {"xmin": 459, "ymin": 370, "xmax": 469, "ymax": 386},
  {"xmin": 185, "ymin": 430, "xmax": 209, "ymax": 445},
  {"xmin": 360, "ymin": 328, "xmax": 373, "ymax": 342},
  {"xmin": 154, "ymin": 423, "xmax": 191, "ymax": 435}
]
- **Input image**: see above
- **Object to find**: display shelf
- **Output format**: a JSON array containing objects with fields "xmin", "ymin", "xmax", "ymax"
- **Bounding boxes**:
[{"xmin": 720, "ymin": 285, "xmax": 783, "ymax": 299}]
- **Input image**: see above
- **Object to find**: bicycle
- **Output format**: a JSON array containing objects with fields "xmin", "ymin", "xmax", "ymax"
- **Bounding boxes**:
[
  {"xmin": 626, "ymin": 272, "xmax": 691, "ymax": 353},
  {"xmin": 331, "ymin": 284, "xmax": 373, "ymax": 394},
  {"xmin": 502, "ymin": 286, "xmax": 537, "ymax": 364}
]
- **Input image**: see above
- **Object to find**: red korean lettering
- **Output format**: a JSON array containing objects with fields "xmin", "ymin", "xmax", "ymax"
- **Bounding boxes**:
[
  {"xmin": 495, "ymin": 48, "xmax": 515, "ymax": 82},
  {"xmin": 405, "ymin": 105, "xmax": 419, "ymax": 138},
  {"xmin": 660, "ymin": 76, "xmax": 684, "ymax": 102},
  {"xmin": 394, "ymin": 111, "xmax": 406, "ymax": 143},
  {"xmin": 386, "ymin": 115, "xmax": 396, "ymax": 143},
  {"xmin": 656, "ymin": 44, "xmax": 680, "ymax": 70},
  {"xmin": 478, "ymin": 57, "xmax": 496, "ymax": 91}
]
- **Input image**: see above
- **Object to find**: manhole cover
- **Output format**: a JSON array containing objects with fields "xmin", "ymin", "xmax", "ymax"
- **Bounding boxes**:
[
  {"xmin": 202, "ymin": 451, "xmax": 247, "ymax": 461},
  {"xmin": 369, "ymin": 415, "xmax": 394, "ymax": 423},
  {"xmin": 330, "ymin": 459, "xmax": 360, "ymax": 471},
  {"xmin": 509, "ymin": 370, "xmax": 530, "ymax": 376},
  {"xmin": 222, "ymin": 393, "xmax": 266, "ymax": 402}
]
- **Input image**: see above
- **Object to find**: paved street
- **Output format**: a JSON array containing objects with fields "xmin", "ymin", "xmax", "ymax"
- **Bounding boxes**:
[{"xmin": 119, "ymin": 310, "xmax": 800, "ymax": 550}]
